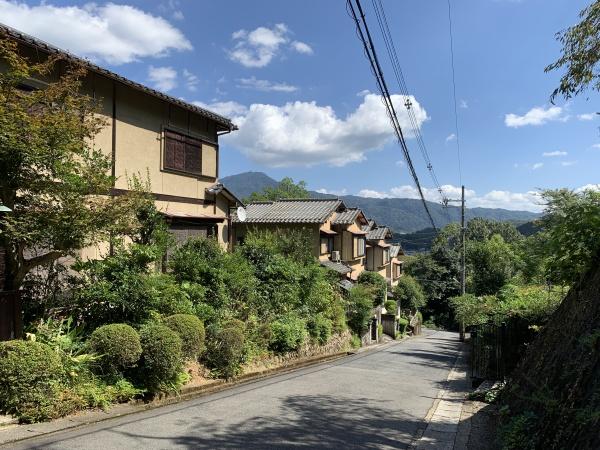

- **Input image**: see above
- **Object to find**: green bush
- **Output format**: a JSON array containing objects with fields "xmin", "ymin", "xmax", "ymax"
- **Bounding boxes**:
[
  {"xmin": 357, "ymin": 271, "xmax": 387, "ymax": 306},
  {"xmin": 350, "ymin": 334, "xmax": 362, "ymax": 349},
  {"xmin": 87, "ymin": 324, "xmax": 142, "ymax": 375},
  {"xmin": 163, "ymin": 314, "xmax": 205, "ymax": 360},
  {"xmin": 269, "ymin": 314, "xmax": 307, "ymax": 353},
  {"xmin": 143, "ymin": 274, "xmax": 195, "ymax": 316},
  {"xmin": 204, "ymin": 319, "xmax": 246, "ymax": 379},
  {"xmin": 377, "ymin": 324, "xmax": 383, "ymax": 340},
  {"xmin": 0, "ymin": 340, "xmax": 63, "ymax": 423},
  {"xmin": 384, "ymin": 300, "xmax": 397, "ymax": 315},
  {"xmin": 398, "ymin": 317, "xmax": 409, "ymax": 335},
  {"xmin": 138, "ymin": 324, "xmax": 183, "ymax": 392},
  {"xmin": 307, "ymin": 314, "xmax": 332, "ymax": 345},
  {"xmin": 347, "ymin": 285, "xmax": 374, "ymax": 335},
  {"xmin": 328, "ymin": 295, "xmax": 347, "ymax": 334},
  {"xmin": 393, "ymin": 275, "xmax": 426, "ymax": 311}
]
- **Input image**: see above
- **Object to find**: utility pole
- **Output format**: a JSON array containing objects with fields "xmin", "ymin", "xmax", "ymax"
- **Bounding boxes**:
[
  {"xmin": 459, "ymin": 185, "xmax": 466, "ymax": 341},
  {"xmin": 445, "ymin": 185, "xmax": 467, "ymax": 341}
]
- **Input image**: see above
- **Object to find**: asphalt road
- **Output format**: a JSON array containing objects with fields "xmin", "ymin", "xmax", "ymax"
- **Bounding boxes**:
[{"xmin": 12, "ymin": 330, "xmax": 462, "ymax": 449}]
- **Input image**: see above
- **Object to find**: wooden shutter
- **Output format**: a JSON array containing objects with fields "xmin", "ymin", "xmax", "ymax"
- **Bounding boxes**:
[
  {"xmin": 184, "ymin": 136, "xmax": 202, "ymax": 175},
  {"xmin": 165, "ymin": 131, "xmax": 185, "ymax": 171}
]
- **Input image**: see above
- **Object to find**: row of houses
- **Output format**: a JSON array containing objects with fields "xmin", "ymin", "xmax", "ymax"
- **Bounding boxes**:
[
  {"xmin": 231, "ymin": 199, "xmax": 405, "ymax": 291},
  {"xmin": 0, "ymin": 24, "xmax": 406, "ymax": 342}
]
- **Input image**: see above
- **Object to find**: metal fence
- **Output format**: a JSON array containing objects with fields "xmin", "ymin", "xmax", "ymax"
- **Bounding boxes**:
[
  {"xmin": 0, "ymin": 290, "xmax": 22, "ymax": 341},
  {"xmin": 470, "ymin": 318, "xmax": 534, "ymax": 381}
]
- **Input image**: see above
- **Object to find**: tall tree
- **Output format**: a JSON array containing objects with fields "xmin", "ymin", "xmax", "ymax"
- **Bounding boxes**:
[
  {"xmin": 546, "ymin": 0, "xmax": 600, "ymax": 101},
  {"xmin": 539, "ymin": 188, "xmax": 600, "ymax": 285},
  {"xmin": 244, "ymin": 177, "xmax": 309, "ymax": 203},
  {"xmin": 0, "ymin": 37, "xmax": 130, "ymax": 290}
]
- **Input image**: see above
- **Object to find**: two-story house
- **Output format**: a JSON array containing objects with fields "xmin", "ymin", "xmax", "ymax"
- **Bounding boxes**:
[
  {"xmin": 1, "ymin": 24, "xmax": 242, "ymax": 257},
  {"xmin": 231, "ymin": 199, "xmax": 370, "ymax": 280}
]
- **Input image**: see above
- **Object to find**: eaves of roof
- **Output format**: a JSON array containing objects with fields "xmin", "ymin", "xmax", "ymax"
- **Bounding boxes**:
[{"xmin": 0, "ymin": 23, "xmax": 237, "ymax": 132}]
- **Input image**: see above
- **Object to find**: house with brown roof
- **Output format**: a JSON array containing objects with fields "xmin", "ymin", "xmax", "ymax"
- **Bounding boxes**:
[
  {"xmin": 0, "ymin": 24, "xmax": 242, "ymax": 256},
  {"xmin": 231, "ymin": 200, "xmax": 369, "ymax": 280},
  {"xmin": 362, "ymin": 221, "xmax": 405, "ymax": 287},
  {"xmin": 388, "ymin": 244, "xmax": 405, "ymax": 286}
]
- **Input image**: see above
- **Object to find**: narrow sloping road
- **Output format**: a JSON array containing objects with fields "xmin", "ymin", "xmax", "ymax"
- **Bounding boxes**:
[{"xmin": 12, "ymin": 330, "xmax": 462, "ymax": 449}]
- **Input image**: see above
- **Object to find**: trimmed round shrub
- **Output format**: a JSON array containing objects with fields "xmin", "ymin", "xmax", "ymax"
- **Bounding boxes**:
[
  {"xmin": 384, "ymin": 300, "xmax": 397, "ymax": 315},
  {"xmin": 139, "ymin": 324, "xmax": 183, "ymax": 391},
  {"xmin": 163, "ymin": 314, "xmax": 205, "ymax": 360},
  {"xmin": 269, "ymin": 315, "xmax": 307, "ymax": 353},
  {"xmin": 0, "ymin": 340, "xmax": 63, "ymax": 423},
  {"xmin": 307, "ymin": 314, "xmax": 332, "ymax": 345},
  {"xmin": 204, "ymin": 319, "xmax": 246, "ymax": 379},
  {"xmin": 87, "ymin": 324, "xmax": 142, "ymax": 375}
]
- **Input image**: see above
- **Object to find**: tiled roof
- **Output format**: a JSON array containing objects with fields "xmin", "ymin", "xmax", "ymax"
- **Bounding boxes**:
[
  {"xmin": 390, "ymin": 244, "xmax": 403, "ymax": 258},
  {"xmin": 232, "ymin": 199, "xmax": 343, "ymax": 224},
  {"xmin": 206, "ymin": 183, "xmax": 243, "ymax": 206},
  {"xmin": 366, "ymin": 226, "xmax": 392, "ymax": 241},
  {"xmin": 361, "ymin": 219, "xmax": 377, "ymax": 232},
  {"xmin": 338, "ymin": 279, "xmax": 355, "ymax": 291},
  {"xmin": 320, "ymin": 259, "xmax": 352, "ymax": 275},
  {"xmin": 0, "ymin": 24, "xmax": 236, "ymax": 132},
  {"xmin": 332, "ymin": 208, "xmax": 365, "ymax": 225}
]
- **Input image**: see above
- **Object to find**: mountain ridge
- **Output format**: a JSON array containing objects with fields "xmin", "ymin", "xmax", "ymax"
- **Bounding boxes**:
[{"xmin": 220, "ymin": 171, "xmax": 540, "ymax": 233}]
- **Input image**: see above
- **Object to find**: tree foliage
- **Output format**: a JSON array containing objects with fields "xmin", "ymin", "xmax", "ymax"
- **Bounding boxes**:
[
  {"xmin": 244, "ymin": 177, "xmax": 309, "ymax": 203},
  {"xmin": 538, "ymin": 188, "xmax": 600, "ymax": 284},
  {"xmin": 546, "ymin": 1, "xmax": 600, "ymax": 101},
  {"xmin": 393, "ymin": 275, "xmax": 425, "ymax": 312},
  {"xmin": 0, "ymin": 37, "xmax": 144, "ymax": 290}
]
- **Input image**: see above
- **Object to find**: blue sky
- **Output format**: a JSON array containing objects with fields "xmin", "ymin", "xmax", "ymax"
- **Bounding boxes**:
[{"xmin": 1, "ymin": 0, "xmax": 598, "ymax": 211}]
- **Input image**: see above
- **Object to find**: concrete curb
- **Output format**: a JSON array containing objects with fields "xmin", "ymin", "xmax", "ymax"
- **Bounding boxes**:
[
  {"xmin": 0, "ymin": 333, "xmax": 419, "ymax": 447},
  {"xmin": 0, "ymin": 349, "xmax": 354, "ymax": 447},
  {"xmin": 410, "ymin": 341, "xmax": 470, "ymax": 450}
]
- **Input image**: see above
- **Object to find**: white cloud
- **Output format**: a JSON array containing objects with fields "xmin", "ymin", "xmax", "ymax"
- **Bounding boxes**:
[
  {"xmin": 505, "ymin": 105, "xmax": 567, "ymax": 128},
  {"xmin": 445, "ymin": 133, "xmax": 456, "ymax": 142},
  {"xmin": 236, "ymin": 76, "xmax": 298, "ymax": 92},
  {"xmin": 228, "ymin": 23, "xmax": 312, "ymax": 68},
  {"xmin": 316, "ymin": 188, "xmax": 347, "ymax": 196},
  {"xmin": 459, "ymin": 99, "xmax": 468, "ymax": 109},
  {"xmin": 575, "ymin": 184, "xmax": 600, "ymax": 193},
  {"xmin": 542, "ymin": 150, "xmax": 567, "ymax": 157},
  {"xmin": 560, "ymin": 160, "xmax": 577, "ymax": 166},
  {"xmin": 591, "ymin": 144, "xmax": 600, "ymax": 150},
  {"xmin": 578, "ymin": 113, "xmax": 597, "ymax": 121},
  {"xmin": 221, "ymin": 93, "xmax": 428, "ymax": 167},
  {"xmin": 395, "ymin": 160, "xmax": 405, "ymax": 167},
  {"xmin": 532, "ymin": 162, "xmax": 544, "ymax": 170},
  {"xmin": 358, "ymin": 184, "xmax": 543, "ymax": 212},
  {"xmin": 193, "ymin": 100, "xmax": 248, "ymax": 118},
  {"xmin": 182, "ymin": 69, "xmax": 199, "ymax": 92},
  {"xmin": 356, "ymin": 89, "xmax": 371, "ymax": 97},
  {"xmin": 148, "ymin": 66, "xmax": 177, "ymax": 92},
  {"xmin": 0, "ymin": 1, "xmax": 192, "ymax": 65},
  {"xmin": 291, "ymin": 41, "xmax": 313, "ymax": 54},
  {"xmin": 357, "ymin": 189, "xmax": 390, "ymax": 199}
]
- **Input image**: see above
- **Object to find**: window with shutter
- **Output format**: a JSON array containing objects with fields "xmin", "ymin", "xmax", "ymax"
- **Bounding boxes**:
[{"xmin": 164, "ymin": 130, "xmax": 202, "ymax": 175}]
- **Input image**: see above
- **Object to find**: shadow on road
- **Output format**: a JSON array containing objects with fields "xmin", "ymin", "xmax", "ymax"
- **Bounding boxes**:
[{"xmin": 107, "ymin": 394, "xmax": 440, "ymax": 449}]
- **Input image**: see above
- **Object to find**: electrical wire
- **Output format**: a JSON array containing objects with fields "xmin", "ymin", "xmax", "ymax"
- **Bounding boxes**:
[
  {"xmin": 371, "ymin": 0, "xmax": 451, "ymax": 224},
  {"xmin": 346, "ymin": 0, "xmax": 438, "ymax": 230},
  {"xmin": 447, "ymin": 0, "xmax": 463, "ymax": 187}
]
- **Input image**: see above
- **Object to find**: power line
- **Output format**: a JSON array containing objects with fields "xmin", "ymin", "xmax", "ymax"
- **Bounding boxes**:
[
  {"xmin": 370, "ymin": 0, "xmax": 451, "ymax": 224},
  {"xmin": 346, "ymin": 0, "xmax": 438, "ymax": 230},
  {"xmin": 447, "ymin": 0, "xmax": 463, "ymax": 186}
]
